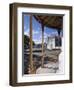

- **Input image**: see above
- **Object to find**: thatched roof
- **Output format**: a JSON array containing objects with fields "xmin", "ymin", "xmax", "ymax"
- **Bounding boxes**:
[{"xmin": 34, "ymin": 15, "xmax": 63, "ymax": 30}]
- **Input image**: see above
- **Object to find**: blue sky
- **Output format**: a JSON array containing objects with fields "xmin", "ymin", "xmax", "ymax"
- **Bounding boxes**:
[{"xmin": 24, "ymin": 15, "xmax": 62, "ymax": 44}]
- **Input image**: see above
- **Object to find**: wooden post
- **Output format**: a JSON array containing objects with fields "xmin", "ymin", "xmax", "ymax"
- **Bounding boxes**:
[
  {"xmin": 57, "ymin": 30, "xmax": 61, "ymax": 36},
  {"xmin": 57, "ymin": 30, "xmax": 61, "ymax": 47},
  {"xmin": 29, "ymin": 15, "xmax": 33, "ymax": 74},
  {"xmin": 41, "ymin": 24, "xmax": 44, "ymax": 67}
]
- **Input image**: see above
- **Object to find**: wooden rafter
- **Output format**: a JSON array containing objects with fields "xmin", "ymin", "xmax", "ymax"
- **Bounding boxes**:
[{"xmin": 34, "ymin": 15, "xmax": 63, "ymax": 30}]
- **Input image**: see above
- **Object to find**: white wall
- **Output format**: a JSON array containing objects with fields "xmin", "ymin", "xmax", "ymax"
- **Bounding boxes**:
[
  {"xmin": 0, "ymin": 0, "xmax": 74, "ymax": 90},
  {"xmin": 47, "ymin": 38, "xmax": 55, "ymax": 49}
]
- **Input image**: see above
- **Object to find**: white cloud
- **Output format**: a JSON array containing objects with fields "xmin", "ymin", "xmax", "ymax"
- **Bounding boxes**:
[
  {"xmin": 24, "ymin": 28, "xmax": 40, "ymax": 36},
  {"xmin": 24, "ymin": 26, "xmax": 26, "ymax": 30},
  {"xmin": 33, "ymin": 36, "xmax": 42, "ymax": 44},
  {"xmin": 44, "ymin": 32, "xmax": 48, "ymax": 36},
  {"xmin": 39, "ymin": 32, "xmax": 49, "ymax": 39},
  {"xmin": 24, "ymin": 29, "xmax": 29, "ymax": 36},
  {"xmin": 50, "ymin": 31, "xmax": 58, "ymax": 36},
  {"xmin": 34, "ymin": 39, "xmax": 42, "ymax": 44},
  {"xmin": 33, "ymin": 30, "xmax": 39, "ymax": 34}
]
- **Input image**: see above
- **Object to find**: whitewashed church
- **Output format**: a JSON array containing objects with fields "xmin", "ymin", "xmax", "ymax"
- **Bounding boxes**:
[{"xmin": 46, "ymin": 36, "xmax": 62, "ymax": 50}]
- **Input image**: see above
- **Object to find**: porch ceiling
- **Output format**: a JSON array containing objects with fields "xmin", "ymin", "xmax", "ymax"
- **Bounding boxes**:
[{"xmin": 34, "ymin": 15, "xmax": 63, "ymax": 30}]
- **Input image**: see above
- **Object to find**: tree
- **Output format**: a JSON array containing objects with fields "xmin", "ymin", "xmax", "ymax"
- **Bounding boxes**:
[{"xmin": 24, "ymin": 35, "xmax": 35, "ymax": 49}]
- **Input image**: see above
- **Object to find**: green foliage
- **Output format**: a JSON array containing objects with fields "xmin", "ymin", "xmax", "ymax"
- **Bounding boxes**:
[{"xmin": 24, "ymin": 35, "xmax": 35, "ymax": 49}]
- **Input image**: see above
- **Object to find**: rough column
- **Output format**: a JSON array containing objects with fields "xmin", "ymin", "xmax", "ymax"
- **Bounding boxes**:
[
  {"xmin": 29, "ymin": 15, "xmax": 33, "ymax": 74},
  {"xmin": 41, "ymin": 24, "xmax": 44, "ymax": 67}
]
